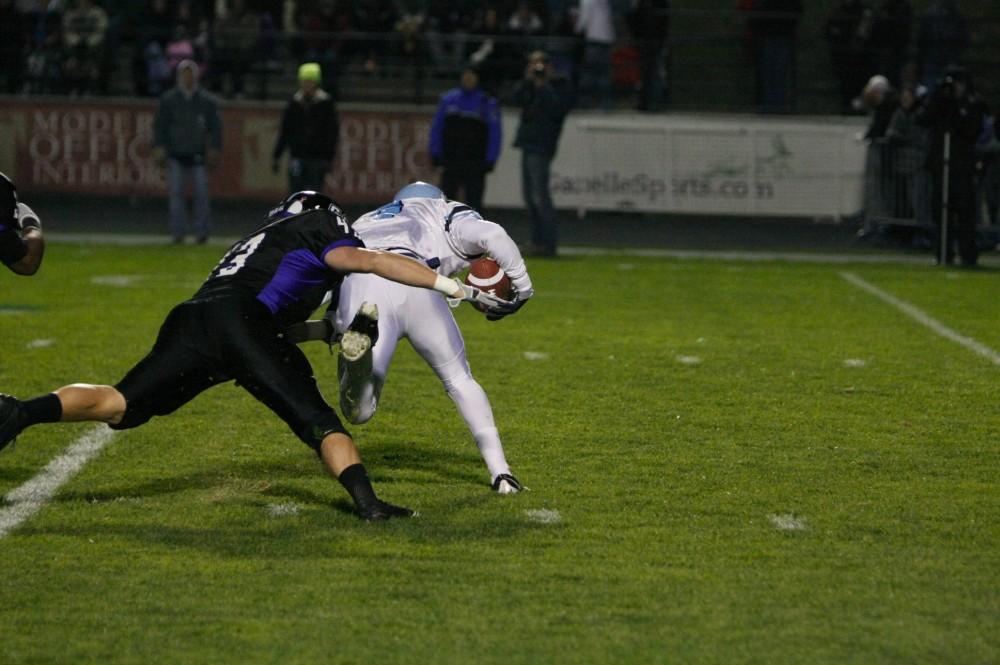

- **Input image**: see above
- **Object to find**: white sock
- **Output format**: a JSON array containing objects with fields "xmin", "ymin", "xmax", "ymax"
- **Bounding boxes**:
[
  {"xmin": 446, "ymin": 375, "xmax": 510, "ymax": 480},
  {"xmin": 472, "ymin": 427, "xmax": 511, "ymax": 481}
]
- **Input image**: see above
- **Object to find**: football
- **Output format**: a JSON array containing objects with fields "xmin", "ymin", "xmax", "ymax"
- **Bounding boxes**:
[{"xmin": 464, "ymin": 257, "xmax": 511, "ymax": 311}]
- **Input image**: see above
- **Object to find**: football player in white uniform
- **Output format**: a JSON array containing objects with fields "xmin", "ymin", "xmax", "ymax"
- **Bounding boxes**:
[{"xmin": 307, "ymin": 182, "xmax": 533, "ymax": 494}]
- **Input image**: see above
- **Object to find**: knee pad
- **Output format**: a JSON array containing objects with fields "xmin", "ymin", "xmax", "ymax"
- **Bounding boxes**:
[
  {"xmin": 436, "ymin": 353, "xmax": 474, "ymax": 395},
  {"xmin": 108, "ymin": 409, "xmax": 149, "ymax": 431},
  {"xmin": 441, "ymin": 370, "xmax": 477, "ymax": 396},
  {"xmin": 296, "ymin": 410, "xmax": 350, "ymax": 453}
]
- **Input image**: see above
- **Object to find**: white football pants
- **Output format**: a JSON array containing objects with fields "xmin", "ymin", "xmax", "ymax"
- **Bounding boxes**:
[{"xmin": 334, "ymin": 273, "xmax": 511, "ymax": 481}]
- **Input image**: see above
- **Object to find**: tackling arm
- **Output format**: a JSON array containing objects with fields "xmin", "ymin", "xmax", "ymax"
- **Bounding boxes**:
[
  {"xmin": 324, "ymin": 247, "xmax": 517, "ymax": 311},
  {"xmin": 325, "ymin": 246, "xmax": 453, "ymax": 292}
]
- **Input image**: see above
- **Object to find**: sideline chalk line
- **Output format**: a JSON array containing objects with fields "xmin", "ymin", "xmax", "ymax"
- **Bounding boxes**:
[
  {"xmin": 841, "ymin": 272, "xmax": 1000, "ymax": 366},
  {"xmin": 0, "ymin": 426, "xmax": 117, "ymax": 539}
]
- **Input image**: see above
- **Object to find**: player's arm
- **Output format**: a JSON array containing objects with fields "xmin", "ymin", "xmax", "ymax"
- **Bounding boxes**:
[
  {"xmin": 451, "ymin": 216, "xmax": 534, "ymax": 299},
  {"xmin": 3, "ymin": 203, "xmax": 44, "ymax": 276},
  {"xmin": 324, "ymin": 246, "xmax": 516, "ymax": 310}
]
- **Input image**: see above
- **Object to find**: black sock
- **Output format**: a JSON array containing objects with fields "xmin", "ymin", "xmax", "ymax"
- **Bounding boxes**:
[
  {"xmin": 21, "ymin": 393, "xmax": 62, "ymax": 426},
  {"xmin": 337, "ymin": 463, "xmax": 379, "ymax": 509}
]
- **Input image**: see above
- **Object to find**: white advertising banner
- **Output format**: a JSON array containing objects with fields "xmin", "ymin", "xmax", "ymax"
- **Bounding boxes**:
[{"xmin": 485, "ymin": 112, "xmax": 868, "ymax": 218}]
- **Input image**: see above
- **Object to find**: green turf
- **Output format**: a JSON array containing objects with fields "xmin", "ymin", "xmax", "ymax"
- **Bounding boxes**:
[{"xmin": 1, "ymin": 243, "xmax": 997, "ymax": 664}]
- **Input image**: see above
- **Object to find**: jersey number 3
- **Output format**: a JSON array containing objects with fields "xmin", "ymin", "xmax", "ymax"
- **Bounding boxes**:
[{"xmin": 214, "ymin": 233, "xmax": 265, "ymax": 277}]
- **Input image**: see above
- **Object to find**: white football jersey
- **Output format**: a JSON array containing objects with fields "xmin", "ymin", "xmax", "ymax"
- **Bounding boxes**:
[{"xmin": 352, "ymin": 197, "xmax": 532, "ymax": 294}]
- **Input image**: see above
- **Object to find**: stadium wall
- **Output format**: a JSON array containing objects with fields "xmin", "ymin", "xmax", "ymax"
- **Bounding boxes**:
[{"xmin": 0, "ymin": 96, "xmax": 867, "ymax": 218}]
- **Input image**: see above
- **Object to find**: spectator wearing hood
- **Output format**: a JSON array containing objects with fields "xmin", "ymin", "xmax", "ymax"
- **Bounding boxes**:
[
  {"xmin": 153, "ymin": 59, "xmax": 223, "ymax": 244},
  {"xmin": 429, "ymin": 65, "xmax": 502, "ymax": 212},
  {"xmin": 271, "ymin": 62, "xmax": 340, "ymax": 195}
]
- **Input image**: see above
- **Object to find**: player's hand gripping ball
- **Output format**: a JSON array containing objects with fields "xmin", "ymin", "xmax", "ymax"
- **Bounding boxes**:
[{"xmin": 464, "ymin": 258, "xmax": 511, "ymax": 312}]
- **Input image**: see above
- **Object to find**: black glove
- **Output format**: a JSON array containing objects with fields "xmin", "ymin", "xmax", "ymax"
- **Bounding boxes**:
[{"xmin": 486, "ymin": 289, "xmax": 529, "ymax": 321}]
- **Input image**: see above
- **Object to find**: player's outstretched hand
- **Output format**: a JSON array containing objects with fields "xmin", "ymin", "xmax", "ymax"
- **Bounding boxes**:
[{"xmin": 451, "ymin": 279, "xmax": 518, "ymax": 313}]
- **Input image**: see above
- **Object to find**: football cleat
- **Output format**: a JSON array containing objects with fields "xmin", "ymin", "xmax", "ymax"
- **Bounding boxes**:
[
  {"xmin": 358, "ymin": 499, "xmax": 415, "ymax": 522},
  {"xmin": 0, "ymin": 393, "xmax": 27, "ymax": 452},
  {"xmin": 491, "ymin": 473, "xmax": 523, "ymax": 494},
  {"xmin": 339, "ymin": 302, "xmax": 379, "ymax": 362}
]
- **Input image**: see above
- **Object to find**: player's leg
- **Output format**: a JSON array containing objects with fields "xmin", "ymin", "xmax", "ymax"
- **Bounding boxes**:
[
  {"xmin": 191, "ymin": 164, "xmax": 210, "ymax": 242},
  {"xmin": 440, "ymin": 167, "xmax": 462, "ymax": 202},
  {"xmin": 0, "ymin": 303, "xmax": 222, "ymax": 449},
  {"xmin": 520, "ymin": 153, "xmax": 542, "ymax": 246},
  {"xmin": 404, "ymin": 289, "xmax": 520, "ymax": 492},
  {"xmin": 222, "ymin": 299, "xmax": 411, "ymax": 520},
  {"xmin": 334, "ymin": 274, "xmax": 402, "ymax": 424},
  {"xmin": 464, "ymin": 168, "xmax": 486, "ymax": 212},
  {"xmin": 166, "ymin": 159, "xmax": 187, "ymax": 243}
]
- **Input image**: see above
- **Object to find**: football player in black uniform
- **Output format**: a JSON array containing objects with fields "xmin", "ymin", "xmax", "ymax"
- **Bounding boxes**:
[
  {"xmin": 0, "ymin": 192, "xmax": 512, "ymax": 520},
  {"xmin": 0, "ymin": 172, "xmax": 45, "ymax": 276}
]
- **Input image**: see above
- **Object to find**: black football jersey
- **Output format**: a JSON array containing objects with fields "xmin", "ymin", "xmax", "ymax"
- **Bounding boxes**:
[
  {"xmin": 0, "ymin": 223, "xmax": 27, "ymax": 267},
  {"xmin": 193, "ymin": 208, "xmax": 363, "ymax": 326}
]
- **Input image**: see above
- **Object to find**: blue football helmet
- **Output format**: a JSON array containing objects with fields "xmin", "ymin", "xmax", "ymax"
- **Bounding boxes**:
[{"xmin": 394, "ymin": 181, "xmax": 445, "ymax": 201}]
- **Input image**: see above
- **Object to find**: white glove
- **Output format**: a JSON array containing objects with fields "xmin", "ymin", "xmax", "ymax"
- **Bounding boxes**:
[
  {"xmin": 17, "ymin": 203, "xmax": 41, "ymax": 232},
  {"xmin": 440, "ymin": 277, "xmax": 517, "ymax": 313}
]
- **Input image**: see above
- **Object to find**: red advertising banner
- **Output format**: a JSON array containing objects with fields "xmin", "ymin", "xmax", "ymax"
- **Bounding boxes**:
[{"xmin": 0, "ymin": 97, "xmax": 434, "ymax": 204}]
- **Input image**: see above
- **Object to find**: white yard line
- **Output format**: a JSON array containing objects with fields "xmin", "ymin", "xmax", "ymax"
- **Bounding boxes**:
[
  {"xmin": 0, "ymin": 426, "xmax": 117, "ymax": 539},
  {"xmin": 841, "ymin": 272, "xmax": 1000, "ymax": 366}
]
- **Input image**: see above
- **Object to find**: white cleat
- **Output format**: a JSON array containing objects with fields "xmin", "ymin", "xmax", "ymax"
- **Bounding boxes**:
[
  {"xmin": 339, "ymin": 302, "xmax": 378, "ymax": 362},
  {"xmin": 491, "ymin": 473, "xmax": 523, "ymax": 494}
]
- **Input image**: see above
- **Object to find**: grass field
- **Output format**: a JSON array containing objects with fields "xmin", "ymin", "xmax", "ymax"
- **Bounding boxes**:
[{"xmin": 1, "ymin": 241, "xmax": 998, "ymax": 664}]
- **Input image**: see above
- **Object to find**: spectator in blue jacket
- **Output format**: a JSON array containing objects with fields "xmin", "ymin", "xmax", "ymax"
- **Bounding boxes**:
[{"xmin": 429, "ymin": 65, "xmax": 502, "ymax": 212}]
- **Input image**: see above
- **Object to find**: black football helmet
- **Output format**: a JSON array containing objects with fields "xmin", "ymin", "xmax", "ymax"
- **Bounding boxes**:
[{"xmin": 267, "ymin": 191, "xmax": 337, "ymax": 220}]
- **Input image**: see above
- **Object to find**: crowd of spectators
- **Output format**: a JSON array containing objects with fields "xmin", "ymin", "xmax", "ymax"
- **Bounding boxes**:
[
  {"xmin": 0, "ymin": 0, "xmax": 672, "ymax": 110},
  {"xmin": 824, "ymin": 0, "xmax": 972, "ymax": 115},
  {"xmin": 0, "ymin": 2, "xmax": 992, "ymax": 118},
  {"xmin": 857, "ymin": 67, "xmax": 996, "ymax": 266},
  {"xmin": 812, "ymin": 0, "xmax": 998, "ymax": 263}
]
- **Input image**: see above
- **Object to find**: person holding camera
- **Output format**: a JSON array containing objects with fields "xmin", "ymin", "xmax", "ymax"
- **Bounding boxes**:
[
  {"xmin": 918, "ymin": 67, "xmax": 987, "ymax": 267},
  {"xmin": 0, "ymin": 172, "xmax": 44, "ymax": 276},
  {"xmin": 512, "ymin": 51, "xmax": 572, "ymax": 257}
]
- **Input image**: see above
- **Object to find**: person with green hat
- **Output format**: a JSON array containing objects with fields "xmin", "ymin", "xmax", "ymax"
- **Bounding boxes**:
[{"xmin": 272, "ymin": 62, "xmax": 340, "ymax": 194}]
